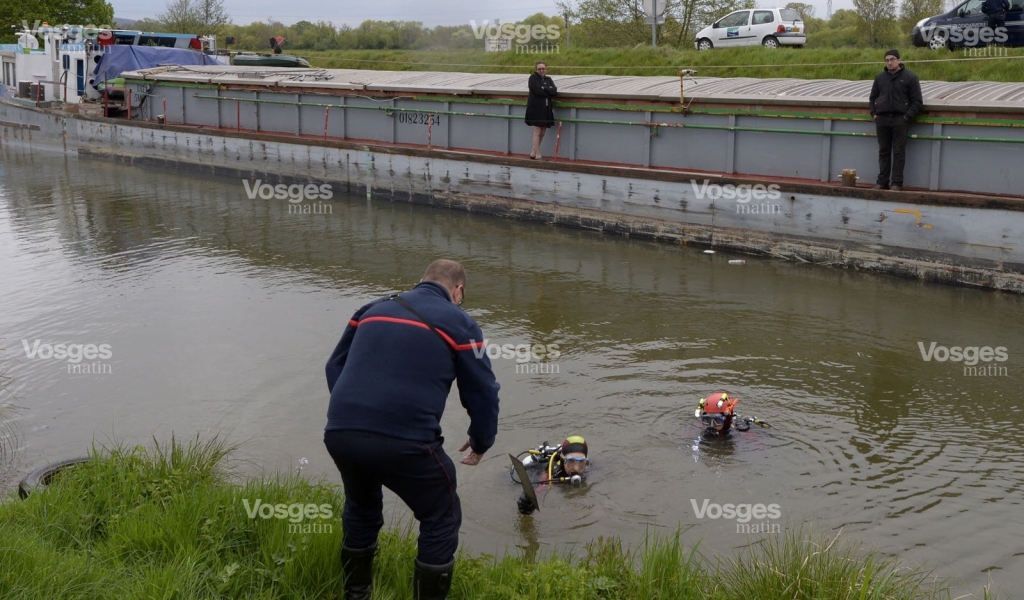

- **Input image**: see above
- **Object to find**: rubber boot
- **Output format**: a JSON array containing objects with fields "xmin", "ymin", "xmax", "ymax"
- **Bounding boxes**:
[
  {"xmin": 413, "ymin": 558, "xmax": 454, "ymax": 600},
  {"xmin": 340, "ymin": 543, "xmax": 376, "ymax": 600}
]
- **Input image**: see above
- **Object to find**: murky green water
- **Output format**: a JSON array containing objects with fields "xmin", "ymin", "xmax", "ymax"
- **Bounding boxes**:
[{"xmin": 1, "ymin": 148, "xmax": 1022, "ymax": 595}]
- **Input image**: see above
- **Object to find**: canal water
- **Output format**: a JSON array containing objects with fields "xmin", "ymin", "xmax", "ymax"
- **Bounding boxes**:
[{"xmin": 1, "ymin": 147, "xmax": 1022, "ymax": 595}]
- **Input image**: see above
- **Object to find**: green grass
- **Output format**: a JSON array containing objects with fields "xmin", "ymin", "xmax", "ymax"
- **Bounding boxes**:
[
  {"xmin": 0, "ymin": 436, "xmax": 1005, "ymax": 599},
  {"xmin": 721, "ymin": 528, "xmax": 936, "ymax": 600},
  {"xmin": 301, "ymin": 47, "xmax": 1024, "ymax": 82},
  {"xmin": 0, "ymin": 436, "xmax": 345, "ymax": 599}
]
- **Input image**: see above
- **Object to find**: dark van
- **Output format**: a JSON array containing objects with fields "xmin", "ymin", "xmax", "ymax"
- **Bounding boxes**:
[{"xmin": 911, "ymin": 0, "xmax": 1024, "ymax": 49}]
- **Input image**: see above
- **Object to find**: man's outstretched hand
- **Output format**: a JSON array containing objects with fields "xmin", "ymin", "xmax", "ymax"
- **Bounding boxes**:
[{"xmin": 459, "ymin": 439, "xmax": 482, "ymax": 465}]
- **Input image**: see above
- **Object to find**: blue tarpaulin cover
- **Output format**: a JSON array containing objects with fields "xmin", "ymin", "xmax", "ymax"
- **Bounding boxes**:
[{"xmin": 93, "ymin": 45, "xmax": 222, "ymax": 84}]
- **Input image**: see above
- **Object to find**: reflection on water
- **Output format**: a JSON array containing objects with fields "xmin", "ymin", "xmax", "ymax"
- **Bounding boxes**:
[{"xmin": 1, "ymin": 147, "xmax": 1022, "ymax": 595}]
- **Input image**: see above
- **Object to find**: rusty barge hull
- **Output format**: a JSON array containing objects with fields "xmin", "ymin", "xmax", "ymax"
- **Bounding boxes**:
[{"xmin": 2, "ymin": 67, "xmax": 1024, "ymax": 292}]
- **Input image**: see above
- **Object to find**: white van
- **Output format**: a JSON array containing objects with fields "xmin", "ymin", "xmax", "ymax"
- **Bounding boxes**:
[{"xmin": 694, "ymin": 8, "xmax": 806, "ymax": 50}]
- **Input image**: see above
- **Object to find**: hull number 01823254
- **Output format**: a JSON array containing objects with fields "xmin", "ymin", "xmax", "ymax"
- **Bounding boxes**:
[{"xmin": 398, "ymin": 112, "xmax": 442, "ymax": 125}]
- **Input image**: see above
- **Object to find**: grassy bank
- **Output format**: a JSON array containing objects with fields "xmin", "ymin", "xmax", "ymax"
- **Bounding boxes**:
[
  {"xmin": 302, "ymin": 47, "xmax": 1024, "ymax": 82},
  {"xmin": 0, "ymin": 437, "xmax": 998, "ymax": 599}
]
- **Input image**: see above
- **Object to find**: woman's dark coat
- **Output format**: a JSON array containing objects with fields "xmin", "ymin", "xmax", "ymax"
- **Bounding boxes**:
[{"xmin": 525, "ymin": 72, "xmax": 557, "ymax": 128}]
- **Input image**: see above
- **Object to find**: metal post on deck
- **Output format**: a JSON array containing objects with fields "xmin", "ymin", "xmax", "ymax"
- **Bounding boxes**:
[
  {"xmin": 340, "ymin": 96, "xmax": 347, "ymax": 140},
  {"xmin": 126, "ymin": 89, "xmax": 132, "ymax": 120},
  {"xmin": 929, "ymin": 123, "xmax": 943, "ymax": 191},
  {"xmin": 820, "ymin": 119, "xmax": 832, "ymax": 182},
  {"xmin": 643, "ymin": 112, "xmax": 652, "ymax": 168},
  {"xmin": 678, "ymin": 70, "xmax": 696, "ymax": 113},
  {"xmin": 554, "ymin": 121, "xmax": 563, "ymax": 161},
  {"xmin": 323, "ymin": 106, "xmax": 330, "ymax": 140},
  {"xmin": 504, "ymin": 105, "xmax": 511, "ymax": 155},
  {"xmin": 104, "ymin": 87, "xmax": 108, "ymax": 116},
  {"xmin": 444, "ymin": 101, "xmax": 451, "ymax": 149},
  {"xmin": 570, "ymin": 108, "xmax": 578, "ymax": 160},
  {"xmin": 726, "ymin": 114, "xmax": 736, "ymax": 174},
  {"xmin": 427, "ymin": 121, "xmax": 432, "ymax": 150},
  {"xmin": 390, "ymin": 99, "xmax": 397, "ymax": 144}
]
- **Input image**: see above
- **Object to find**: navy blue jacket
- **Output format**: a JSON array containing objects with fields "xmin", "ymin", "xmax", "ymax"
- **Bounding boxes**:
[{"xmin": 325, "ymin": 281, "xmax": 500, "ymax": 454}]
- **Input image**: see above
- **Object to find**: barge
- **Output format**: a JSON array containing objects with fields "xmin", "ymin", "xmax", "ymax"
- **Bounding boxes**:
[{"xmin": 2, "ymin": 62, "xmax": 1024, "ymax": 292}]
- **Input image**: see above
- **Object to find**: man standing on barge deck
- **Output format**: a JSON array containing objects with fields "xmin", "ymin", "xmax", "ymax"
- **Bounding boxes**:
[{"xmin": 868, "ymin": 49, "xmax": 923, "ymax": 192}]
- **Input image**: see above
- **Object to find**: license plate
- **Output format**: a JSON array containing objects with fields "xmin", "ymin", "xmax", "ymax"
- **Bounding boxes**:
[{"xmin": 792, "ymin": 27, "xmax": 800, "ymax": 32}]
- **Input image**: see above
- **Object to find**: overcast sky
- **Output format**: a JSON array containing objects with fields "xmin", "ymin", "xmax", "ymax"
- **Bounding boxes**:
[{"xmin": 111, "ymin": 0, "xmax": 857, "ymax": 28}]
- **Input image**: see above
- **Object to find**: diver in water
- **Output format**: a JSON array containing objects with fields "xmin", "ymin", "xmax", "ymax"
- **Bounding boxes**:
[
  {"xmin": 695, "ymin": 392, "xmax": 770, "ymax": 437},
  {"xmin": 510, "ymin": 436, "xmax": 590, "ymax": 515}
]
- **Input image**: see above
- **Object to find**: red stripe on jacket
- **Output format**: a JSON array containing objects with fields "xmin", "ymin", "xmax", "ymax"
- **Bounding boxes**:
[{"xmin": 352, "ymin": 315, "xmax": 486, "ymax": 352}]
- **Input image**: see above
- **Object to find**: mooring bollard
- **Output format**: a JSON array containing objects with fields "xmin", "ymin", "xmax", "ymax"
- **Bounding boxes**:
[{"xmin": 841, "ymin": 169, "xmax": 858, "ymax": 187}]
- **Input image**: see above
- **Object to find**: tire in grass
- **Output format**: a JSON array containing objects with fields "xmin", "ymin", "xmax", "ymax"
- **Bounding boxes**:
[{"xmin": 18, "ymin": 457, "xmax": 90, "ymax": 499}]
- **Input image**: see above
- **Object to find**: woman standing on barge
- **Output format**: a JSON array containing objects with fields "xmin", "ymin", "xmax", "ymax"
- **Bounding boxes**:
[{"xmin": 525, "ymin": 61, "xmax": 557, "ymax": 160}]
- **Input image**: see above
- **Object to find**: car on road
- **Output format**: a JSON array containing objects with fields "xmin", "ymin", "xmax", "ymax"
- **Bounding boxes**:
[
  {"xmin": 912, "ymin": 0, "xmax": 1024, "ymax": 49},
  {"xmin": 694, "ymin": 7, "xmax": 806, "ymax": 50}
]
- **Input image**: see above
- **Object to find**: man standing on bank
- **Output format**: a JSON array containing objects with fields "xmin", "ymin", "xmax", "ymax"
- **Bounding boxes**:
[
  {"xmin": 324, "ymin": 259, "xmax": 500, "ymax": 600},
  {"xmin": 526, "ymin": 61, "xmax": 557, "ymax": 160},
  {"xmin": 868, "ymin": 49, "xmax": 923, "ymax": 192},
  {"xmin": 983, "ymin": 0, "xmax": 1010, "ymax": 32}
]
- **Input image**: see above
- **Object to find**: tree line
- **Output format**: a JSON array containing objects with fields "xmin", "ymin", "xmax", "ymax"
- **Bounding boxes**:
[{"xmin": 2, "ymin": 0, "xmax": 950, "ymax": 49}]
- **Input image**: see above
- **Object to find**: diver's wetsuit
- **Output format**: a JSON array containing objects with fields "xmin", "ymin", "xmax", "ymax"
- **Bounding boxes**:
[{"xmin": 702, "ymin": 415, "xmax": 759, "ymax": 437}]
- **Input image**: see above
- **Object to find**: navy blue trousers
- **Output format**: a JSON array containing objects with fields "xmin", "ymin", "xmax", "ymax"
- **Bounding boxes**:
[{"xmin": 324, "ymin": 430, "xmax": 461, "ymax": 566}]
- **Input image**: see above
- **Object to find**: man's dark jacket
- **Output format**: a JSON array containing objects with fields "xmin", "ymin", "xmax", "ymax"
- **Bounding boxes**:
[
  {"xmin": 983, "ymin": 0, "xmax": 1009, "ymax": 13},
  {"xmin": 325, "ymin": 281, "xmax": 500, "ymax": 454},
  {"xmin": 869, "ymin": 64, "xmax": 924, "ymax": 121}
]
